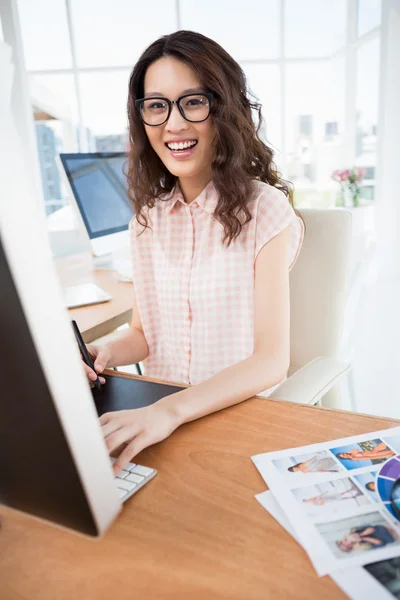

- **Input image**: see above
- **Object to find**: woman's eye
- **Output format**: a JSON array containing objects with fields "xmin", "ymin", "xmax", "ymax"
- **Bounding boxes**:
[
  {"xmin": 149, "ymin": 102, "xmax": 166, "ymax": 110},
  {"xmin": 186, "ymin": 99, "xmax": 202, "ymax": 107}
]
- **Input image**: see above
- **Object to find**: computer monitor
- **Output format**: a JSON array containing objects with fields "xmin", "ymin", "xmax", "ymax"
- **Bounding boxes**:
[
  {"xmin": 0, "ymin": 146, "xmax": 122, "ymax": 536},
  {"xmin": 58, "ymin": 152, "xmax": 133, "ymax": 257}
]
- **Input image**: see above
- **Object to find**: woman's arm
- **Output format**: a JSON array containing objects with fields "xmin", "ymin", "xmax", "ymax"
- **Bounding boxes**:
[
  {"xmin": 91, "ymin": 290, "xmax": 149, "ymax": 371},
  {"xmin": 361, "ymin": 536, "xmax": 383, "ymax": 546},
  {"xmin": 101, "ymin": 227, "xmax": 291, "ymax": 473},
  {"xmin": 355, "ymin": 444, "xmax": 393, "ymax": 459},
  {"xmin": 358, "ymin": 527, "xmax": 375, "ymax": 536}
]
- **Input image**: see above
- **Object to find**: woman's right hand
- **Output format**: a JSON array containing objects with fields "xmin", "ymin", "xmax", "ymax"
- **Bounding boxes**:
[{"xmin": 83, "ymin": 344, "xmax": 111, "ymax": 385}]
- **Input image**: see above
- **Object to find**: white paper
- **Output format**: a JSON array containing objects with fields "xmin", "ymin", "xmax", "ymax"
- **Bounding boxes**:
[
  {"xmin": 252, "ymin": 426, "xmax": 400, "ymax": 576},
  {"xmin": 256, "ymin": 491, "xmax": 395, "ymax": 600}
]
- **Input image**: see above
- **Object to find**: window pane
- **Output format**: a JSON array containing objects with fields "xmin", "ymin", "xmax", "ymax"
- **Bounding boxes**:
[
  {"xmin": 180, "ymin": 0, "xmax": 279, "ymax": 60},
  {"xmin": 29, "ymin": 75, "xmax": 79, "ymax": 215},
  {"xmin": 70, "ymin": 0, "xmax": 176, "ymax": 68},
  {"xmin": 17, "ymin": 0, "xmax": 72, "ymax": 70},
  {"xmin": 79, "ymin": 71, "xmax": 130, "ymax": 151},
  {"xmin": 356, "ymin": 38, "xmax": 379, "ymax": 201},
  {"xmin": 285, "ymin": 0, "xmax": 346, "ymax": 57},
  {"xmin": 358, "ymin": 0, "xmax": 382, "ymax": 37},
  {"xmin": 242, "ymin": 64, "xmax": 281, "ymax": 156},
  {"xmin": 285, "ymin": 59, "xmax": 345, "ymax": 206},
  {"xmin": 35, "ymin": 121, "xmax": 71, "ymax": 215}
]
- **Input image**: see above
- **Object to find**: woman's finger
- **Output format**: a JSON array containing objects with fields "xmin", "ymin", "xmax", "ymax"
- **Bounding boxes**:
[
  {"xmin": 83, "ymin": 362, "xmax": 97, "ymax": 380},
  {"xmin": 101, "ymin": 419, "xmax": 123, "ymax": 438},
  {"xmin": 99, "ymin": 412, "xmax": 113, "ymax": 426},
  {"xmin": 113, "ymin": 434, "xmax": 148, "ymax": 474},
  {"xmin": 106, "ymin": 426, "xmax": 138, "ymax": 454},
  {"xmin": 94, "ymin": 349, "xmax": 109, "ymax": 373}
]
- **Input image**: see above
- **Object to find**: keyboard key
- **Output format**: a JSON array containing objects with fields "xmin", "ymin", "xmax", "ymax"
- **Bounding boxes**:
[
  {"xmin": 117, "ymin": 489, "xmax": 128, "ymax": 499},
  {"xmin": 116, "ymin": 470, "xmax": 129, "ymax": 479},
  {"xmin": 131, "ymin": 465, "xmax": 153, "ymax": 477},
  {"xmin": 125, "ymin": 473, "xmax": 144, "ymax": 485},
  {"xmin": 116, "ymin": 479, "xmax": 136, "ymax": 492},
  {"xmin": 123, "ymin": 462, "xmax": 137, "ymax": 472}
]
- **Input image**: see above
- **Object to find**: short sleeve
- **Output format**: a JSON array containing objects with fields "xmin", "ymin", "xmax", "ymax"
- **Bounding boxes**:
[{"xmin": 254, "ymin": 184, "xmax": 304, "ymax": 270}]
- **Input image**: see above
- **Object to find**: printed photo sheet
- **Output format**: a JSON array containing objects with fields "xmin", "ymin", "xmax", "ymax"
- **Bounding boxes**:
[
  {"xmin": 256, "ymin": 490, "xmax": 399, "ymax": 600},
  {"xmin": 252, "ymin": 426, "xmax": 400, "ymax": 576}
]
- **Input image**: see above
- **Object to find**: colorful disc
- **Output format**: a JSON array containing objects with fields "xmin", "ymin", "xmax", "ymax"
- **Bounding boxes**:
[{"xmin": 376, "ymin": 454, "xmax": 400, "ymax": 522}]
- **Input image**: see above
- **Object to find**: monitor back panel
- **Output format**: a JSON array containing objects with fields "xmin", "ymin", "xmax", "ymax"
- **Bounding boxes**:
[{"xmin": 0, "ymin": 238, "xmax": 99, "ymax": 536}]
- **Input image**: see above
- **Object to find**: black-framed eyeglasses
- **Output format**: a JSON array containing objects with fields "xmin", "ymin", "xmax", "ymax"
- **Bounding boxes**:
[
  {"xmin": 135, "ymin": 92, "xmax": 214, "ymax": 126},
  {"xmin": 391, "ymin": 478, "xmax": 400, "ymax": 519}
]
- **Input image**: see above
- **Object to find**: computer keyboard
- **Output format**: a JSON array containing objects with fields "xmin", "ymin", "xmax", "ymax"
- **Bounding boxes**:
[{"xmin": 111, "ymin": 458, "xmax": 157, "ymax": 502}]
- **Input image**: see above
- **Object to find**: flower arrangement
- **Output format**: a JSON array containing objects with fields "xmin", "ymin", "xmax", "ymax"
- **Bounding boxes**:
[{"xmin": 331, "ymin": 167, "xmax": 367, "ymax": 208}]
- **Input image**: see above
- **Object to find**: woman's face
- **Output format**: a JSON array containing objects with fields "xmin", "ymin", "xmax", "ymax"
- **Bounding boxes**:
[
  {"xmin": 339, "ymin": 536, "xmax": 355, "ymax": 551},
  {"xmin": 142, "ymin": 57, "xmax": 215, "ymax": 182}
]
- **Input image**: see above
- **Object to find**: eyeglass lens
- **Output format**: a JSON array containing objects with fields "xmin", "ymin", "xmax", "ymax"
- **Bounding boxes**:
[{"xmin": 140, "ymin": 94, "xmax": 210, "ymax": 125}]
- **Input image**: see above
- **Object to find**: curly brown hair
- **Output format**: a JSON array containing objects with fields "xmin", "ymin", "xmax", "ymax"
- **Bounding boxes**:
[{"xmin": 126, "ymin": 30, "xmax": 294, "ymax": 245}]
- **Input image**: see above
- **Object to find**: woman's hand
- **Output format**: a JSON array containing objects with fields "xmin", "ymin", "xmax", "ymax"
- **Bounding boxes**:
[
  {"xmin": 82, "ymin": 343, "xmax": 111, "ymax": 385},
  {"xmin": 99, "ymin": 401, "xmax": 181, "ymax": 474}
]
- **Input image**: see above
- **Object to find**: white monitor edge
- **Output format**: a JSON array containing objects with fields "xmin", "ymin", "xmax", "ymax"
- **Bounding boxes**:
[{"xmin": 1, "ymin": 90, "xmax": 121, "ymax": 537}]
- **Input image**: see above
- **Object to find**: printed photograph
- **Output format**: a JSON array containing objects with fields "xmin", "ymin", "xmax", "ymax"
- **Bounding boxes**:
[
  {"xmin": 354, "ymin": 471, "xmax": 379, "ymax": 503},
  {"xmin": 364, "ymin": 556, "xmax": 400, "ymax": 599},
  {"xmin": 383, "ymin": 434, "xmax": 400, "ymax": 455},
  {"xmin": 272, "ymin": 450, "xmax": 343, "ymax": 475},
  {"xmin": 292, "ymin": 477, "xmax": 371, "ymax": 517},
  {"xmin": 316, "ymin": 512, "xmax": 400, "ymax": 559},
  {"xmin": 329, "ymin": 439, "xmax": 395, "ymax": 470}
]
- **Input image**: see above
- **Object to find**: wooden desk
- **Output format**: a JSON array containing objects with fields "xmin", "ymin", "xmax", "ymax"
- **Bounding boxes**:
[
  {"xmin": 56, "ymin": 253, "xmax": 133, "ymax": 343},
  {"xmin": 1, "ymin": 373, "xmax": 398, "ymax": 600}
]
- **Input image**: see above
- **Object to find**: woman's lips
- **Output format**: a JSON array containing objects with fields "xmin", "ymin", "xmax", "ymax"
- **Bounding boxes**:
[{"xmin": 165, "ymin": 142, "xmax": 198, "ymax": 159}]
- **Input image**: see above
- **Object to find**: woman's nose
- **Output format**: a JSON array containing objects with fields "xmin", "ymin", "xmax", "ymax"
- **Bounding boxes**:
[{"xmin": 166, "ymin": 103, "xmax": 188, "ymax": 131}]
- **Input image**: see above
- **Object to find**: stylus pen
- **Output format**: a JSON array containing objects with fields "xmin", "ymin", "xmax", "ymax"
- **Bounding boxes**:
[{"xmin": 71, "ymin": 320, "xmax": 102, "ymax": 391}]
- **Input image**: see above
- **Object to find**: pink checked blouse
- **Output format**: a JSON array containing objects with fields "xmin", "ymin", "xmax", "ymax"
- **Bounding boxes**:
[{"xmin": 129, "ymin": 180, "xmax": 304, "ymax": 389}]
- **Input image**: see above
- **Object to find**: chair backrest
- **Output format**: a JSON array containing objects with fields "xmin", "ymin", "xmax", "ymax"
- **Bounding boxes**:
[{"xmin": 289, "ymin": 208, "xmax": 352, "ymax": 374}]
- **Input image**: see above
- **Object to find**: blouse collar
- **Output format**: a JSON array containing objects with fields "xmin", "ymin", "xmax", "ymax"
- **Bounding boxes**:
[{"xmin": 159, "ymin": 181, "xmax": 218, "ymax": 216}]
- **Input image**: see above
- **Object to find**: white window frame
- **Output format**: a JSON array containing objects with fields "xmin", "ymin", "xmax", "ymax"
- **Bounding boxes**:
[{"xmin": 4, "ymin": 0, "xmax": 382, "ymax": 182}]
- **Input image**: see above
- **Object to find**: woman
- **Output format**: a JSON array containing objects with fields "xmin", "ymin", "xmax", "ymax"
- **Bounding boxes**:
[
  {"xmin": 337, "ymin": 525, "xmax": 398, "ymax": 553},
  {"xmin": 336, "ymin": 442, "xmax": 394, "ymax": 463},
  {"xmin": 83, "ymin": 31, "xmax": 304, "ymax": 473},
  {"xmin": 288, "ymin": 453, "xmax": 341, "ymax": 473}
]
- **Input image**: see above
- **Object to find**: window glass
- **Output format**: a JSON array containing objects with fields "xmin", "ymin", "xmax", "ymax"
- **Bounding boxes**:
[
  {"xmin": 70, "ymin": 0, "xmax": 176, "ymax": 67},
  {"xmin": 17, "ymin": 0, "xmax": 72, "ymax": 70},
  {"xmin": 180, "ymin": 0, "xmax": 279, "ymax": 60},
  {"xmin": 285, "ymin": 0, "xmax": 346, "ymax": 57},
  {"xmin": 79, "ymin": 71, "xmax": 131, "ymax": 151},
  {"xmin": 356, "ymin": 38, "xmax": 379, "ymax": 200},
  {"xmin": 285, "ymin": 58, "xmax": 345, "ymax": 207},
  {"xmin": 357, "ymin": 0, "xmax": 382, "ymax": 37}
]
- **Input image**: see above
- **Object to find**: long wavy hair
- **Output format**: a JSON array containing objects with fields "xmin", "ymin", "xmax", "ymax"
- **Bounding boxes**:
[{"xmin": 126, "ymin": 30, "xmax": 294, "ymax": 245}]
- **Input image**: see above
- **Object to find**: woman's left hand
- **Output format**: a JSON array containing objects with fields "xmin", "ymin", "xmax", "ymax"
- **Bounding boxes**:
[{"xmin": 99, "ymin": 401, "xmax": 180, "ymax": 475}]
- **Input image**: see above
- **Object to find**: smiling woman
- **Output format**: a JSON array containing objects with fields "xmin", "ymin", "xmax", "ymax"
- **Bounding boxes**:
[
  {"xmin": 126, "ymin": 31, "xmax": 294, "ymax": 244},
  {"xmin": 82, "ymin": 30, "xmax": 304, "ymax": 473}
]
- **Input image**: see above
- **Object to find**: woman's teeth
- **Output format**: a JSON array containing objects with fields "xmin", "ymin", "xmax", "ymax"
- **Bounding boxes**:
[{"xmin": 167, "ymin": 140, "xmax": 198, "ymax": 151}]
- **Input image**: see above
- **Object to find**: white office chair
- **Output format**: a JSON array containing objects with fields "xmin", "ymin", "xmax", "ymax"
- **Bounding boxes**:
[{"xmin": 265, "ymin": 208, "xmax": 353, "ymax": 409}]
